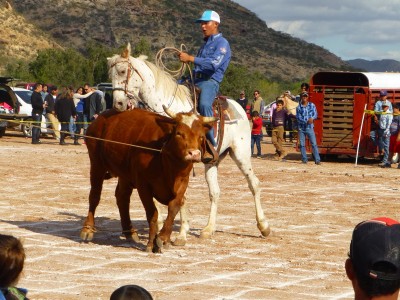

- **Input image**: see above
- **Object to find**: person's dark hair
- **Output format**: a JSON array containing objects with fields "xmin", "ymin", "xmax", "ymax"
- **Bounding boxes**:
[
  {"xmin": 33, "ymin": 83, "xmax": 42, "ymax": 91},
  {"xmin": 300, "ymin": 83, "xmax": 309, "ymax": 90},
  {"xmin": 251, "ymin": 111, "xmax": 259, "ymax": 117},
  {"xmin": 349, "ymin": 255, "xmax": 400, "ymax": 297},
  {"xmin": 110, "ymin": 285, "xmax": 153, "ymax": 300},
  {"xmin": 49, "ymin": 86, "xmax": 58, "ymax": 93},
  {"xmin": 76, "ymin": 86, "xmax": 84, "ymax": 93},
  {"xmin": 0, "ymin": 234, "xmax": 25, "ymax": 287},
  {"xmin": 276, "ymin": 99, "xmax": 284, "ymax": 106}
]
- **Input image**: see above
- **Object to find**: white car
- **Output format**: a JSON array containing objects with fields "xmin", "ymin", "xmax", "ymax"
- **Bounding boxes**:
[{"xmin": 11, "ymin": 87, "xmax": 58, "ymax": 138}]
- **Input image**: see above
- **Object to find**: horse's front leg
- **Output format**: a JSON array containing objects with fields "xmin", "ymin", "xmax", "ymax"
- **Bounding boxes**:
[
  {"xmin": 115, "ymin": 179, "xmax": 140, "ymax": 243},
  {"xmin": 200, "ymin": 164, "xmax": 220, "ymax": 239}
]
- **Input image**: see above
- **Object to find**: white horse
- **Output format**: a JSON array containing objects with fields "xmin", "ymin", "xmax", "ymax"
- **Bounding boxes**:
[{"xmin": 107, "ymin": 44, "xmax": 270, "ymax": 243}]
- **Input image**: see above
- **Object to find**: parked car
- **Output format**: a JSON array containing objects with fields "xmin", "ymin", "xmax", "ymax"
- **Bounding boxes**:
[
  {"xmin": 261, "ymin": 101, "xmax": 275, "ymax": 136},
  {"xmin": 11, "ymin": 87, "xmax": 58, "ymax": 138},
  {"xmin": 95, "ymin": 82, "xmax": 113, "ymax": 109}
]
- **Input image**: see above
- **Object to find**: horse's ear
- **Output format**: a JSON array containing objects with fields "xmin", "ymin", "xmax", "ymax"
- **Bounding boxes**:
[{"xmin": 121, "ymin": 43, "xmax": 131, "ymax": 58}]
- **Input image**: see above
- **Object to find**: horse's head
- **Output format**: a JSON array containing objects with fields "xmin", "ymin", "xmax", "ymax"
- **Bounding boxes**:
[{"xmin": 107, "ymin": 43, "xmax": 147, "ymax": 111}]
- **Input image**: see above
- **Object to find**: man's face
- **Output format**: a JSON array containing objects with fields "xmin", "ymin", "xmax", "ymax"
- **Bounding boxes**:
[
  {"xmin": 301, "ymin": 95, "xmax": 308, "ymax": 104},
  {"xmin": 276, "ymin": 103, "xmax": 283, "ymax": 111},
  {"xmin": 200, "ymin": 21, "xmax": 218, "ymax": 38},
  {"xmin": 36, "ymin": 84, "xmax": 43, "ymax": 92}
]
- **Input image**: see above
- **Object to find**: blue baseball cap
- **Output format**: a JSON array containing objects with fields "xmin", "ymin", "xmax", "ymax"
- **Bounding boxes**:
[
  {"xmin": 380, "ymin": 90, "xmax": 388, "ymax": 96},
  {"xmin": 196, "ymin": 10, "xmax": 220, "ymax": 24}
]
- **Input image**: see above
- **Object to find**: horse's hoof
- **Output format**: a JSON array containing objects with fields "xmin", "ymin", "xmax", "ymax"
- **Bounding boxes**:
[
  {"xmin": 258, "ymin": 222, "xmax": 271, "ymax": 237},
  {"xmin": 199, "ymin": 230, "xmax": 213, "ymax": 239},
  {"xmin": 172, "ymin": 236, "xmax": 187, "ymax": 246},
  {"xmin": 145, "ymin": 245, "xmax": 152, "ymax": 253}
]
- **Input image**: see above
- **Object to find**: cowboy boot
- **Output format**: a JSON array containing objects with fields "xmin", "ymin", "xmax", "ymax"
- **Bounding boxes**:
[{"xmin": 201, "ymin": 139, "xmax": 219, "ymax": 164}]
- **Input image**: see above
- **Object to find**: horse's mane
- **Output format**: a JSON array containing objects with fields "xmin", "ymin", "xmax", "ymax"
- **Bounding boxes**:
[{"xmin": 140, "ymin": 58, "xmax": 191, "ymax": 105}]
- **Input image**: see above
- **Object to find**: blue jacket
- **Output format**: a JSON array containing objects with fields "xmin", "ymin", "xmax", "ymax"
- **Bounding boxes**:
[{"xmin": 194, "ymin": 33, "xmax": 231, "ymax": 83}]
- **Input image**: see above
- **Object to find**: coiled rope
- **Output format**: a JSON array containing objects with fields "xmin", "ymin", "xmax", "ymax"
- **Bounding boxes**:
[{"xmin": 155, "ymin": 45, "xmax": 197, "ymax": 113}]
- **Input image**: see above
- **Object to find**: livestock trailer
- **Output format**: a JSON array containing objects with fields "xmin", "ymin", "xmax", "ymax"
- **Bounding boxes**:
[{"xmin": 307, "ymin": 71, "xmax": 400, "ymax": 159}]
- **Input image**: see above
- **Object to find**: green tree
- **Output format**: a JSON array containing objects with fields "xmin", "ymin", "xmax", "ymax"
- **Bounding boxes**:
[
  {"xmin": 29, "ymin": 48, "xmax": 90, "ymax": 87},
  {"xmin": 85, "ymin": 42, "xmax": 117, "ymax": 84},
  {"xmin": 4, "ymin": 59, "xmax": 33, "ymax": 82}
]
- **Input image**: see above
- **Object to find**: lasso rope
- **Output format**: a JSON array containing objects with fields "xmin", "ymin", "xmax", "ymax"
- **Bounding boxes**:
[
  {"xmin": 155, "ymin": 45, "xmax": 197, "ymax": 113},
  {"xmin": 0, "ymin": 118, "xmax": 162, "ymax": 152}
]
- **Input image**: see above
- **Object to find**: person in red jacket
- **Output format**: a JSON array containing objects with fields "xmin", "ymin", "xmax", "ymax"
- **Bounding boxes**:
[{"xmin": 251, "ymin": 110, "xmax": 263, "ymax": 158}]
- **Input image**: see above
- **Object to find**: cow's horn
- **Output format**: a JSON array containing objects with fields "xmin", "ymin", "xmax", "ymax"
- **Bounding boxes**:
[
  {"xmin": 163, "ymin": 105, "xmax": 177, "ymax": 118},
  {"xmin": 203, "ymin": 116, "xmax": 218, "ymax": 123}
]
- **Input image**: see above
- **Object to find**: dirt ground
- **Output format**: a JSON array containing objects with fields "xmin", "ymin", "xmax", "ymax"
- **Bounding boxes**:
[{"xmin": 1, "ymin": 129, "xmax": 400, "ymax": 300}]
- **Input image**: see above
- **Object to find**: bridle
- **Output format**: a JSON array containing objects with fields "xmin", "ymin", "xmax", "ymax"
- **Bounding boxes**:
[{"xmin": 109, "ymin": 58, "xmax": 144, "ymax": 96}]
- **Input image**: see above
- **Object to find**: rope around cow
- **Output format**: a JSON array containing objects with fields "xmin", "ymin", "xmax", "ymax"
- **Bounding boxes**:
[{"xmin": 0, "ymin": 118, "xmax": 163, "ymax": 152}]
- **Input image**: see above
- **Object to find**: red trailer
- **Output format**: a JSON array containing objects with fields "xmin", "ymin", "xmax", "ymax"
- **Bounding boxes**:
[{"xmin": 307, "ymin": 71, "xmax": 400, "ymax": 159}]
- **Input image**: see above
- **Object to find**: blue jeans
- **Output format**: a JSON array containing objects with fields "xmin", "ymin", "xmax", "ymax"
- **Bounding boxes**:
[
  {"xmin": 69, "ymin": 116, "xmax": 76, "ymax": 138},
  {"xmin": 370, "ymin": 129, "xmax": 383, "ymax": 153},
  {"xmin": 298, "ymin": 127, "xmax": 321, "ymax": 163},
  {"xmin": 251, "ymin": 134, "xmax": 262, "ymax": 156},
  {"xmin": 196, "ymin": 79, "xmax": 219, "ymax": 146},
  {"xmin": 378, "ymin": 129, "xmax": 390, "ymax": 164},
  {"xmin": 31, "ymin": 113, "xmax": 41, "ymax": 143}
]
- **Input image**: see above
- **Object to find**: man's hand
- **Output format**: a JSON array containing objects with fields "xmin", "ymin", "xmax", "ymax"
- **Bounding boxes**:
[
  {"xmin": 178, "ymin": 52, "xmax": 194, "ymax": 63},
  {"xmin": 307, "ymin": 118, "xmax": 314, "ymax": 124}
]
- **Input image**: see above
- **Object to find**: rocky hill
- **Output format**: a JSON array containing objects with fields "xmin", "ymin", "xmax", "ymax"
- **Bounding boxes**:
[
  {"xmin": 346, "ymin": 59, "xmax": 400, "ymax": 72},
  {"xmin": 2, "ymin": 0, "xmax": 352, "ymax": 81}
]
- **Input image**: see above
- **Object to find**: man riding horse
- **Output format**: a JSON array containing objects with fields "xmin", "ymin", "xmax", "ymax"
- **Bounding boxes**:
[{"xmin": 178, "ymin": 10, "xmax": 231, "ymax": 164}]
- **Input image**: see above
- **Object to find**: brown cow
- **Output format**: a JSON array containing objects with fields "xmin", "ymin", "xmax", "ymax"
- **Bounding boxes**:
[{"xmin": 80, "ymin": 107, "xmax": 216, "ymax": 253}]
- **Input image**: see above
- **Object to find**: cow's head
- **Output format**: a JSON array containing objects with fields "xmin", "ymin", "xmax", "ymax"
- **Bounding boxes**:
[{"xmin": 163, "ymin": 106, "xmax": 217, "ymax": 162}]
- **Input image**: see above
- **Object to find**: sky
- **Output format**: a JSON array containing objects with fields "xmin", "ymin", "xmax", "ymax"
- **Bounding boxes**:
[{"xmin": 233, "ymin": 0, "xmax": 400, "ymax": 61}]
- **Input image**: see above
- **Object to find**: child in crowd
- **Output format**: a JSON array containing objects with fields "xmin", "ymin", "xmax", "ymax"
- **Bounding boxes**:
[
  {"xmin": 0, "ymin": 234, "xmax": 28, "ymax": 300},
  {"xmin": 271, "ymin": 99, "xmax": 291, "ymax": 159},
  {"xmin": 251, "ymin": 111, "xmax": 263, "ymax": 158}
]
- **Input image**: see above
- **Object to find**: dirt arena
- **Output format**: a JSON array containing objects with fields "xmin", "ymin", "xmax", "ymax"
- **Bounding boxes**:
[{"xmin": 1, "ymin": 129, "xmax": 400, "ymax": 300}]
